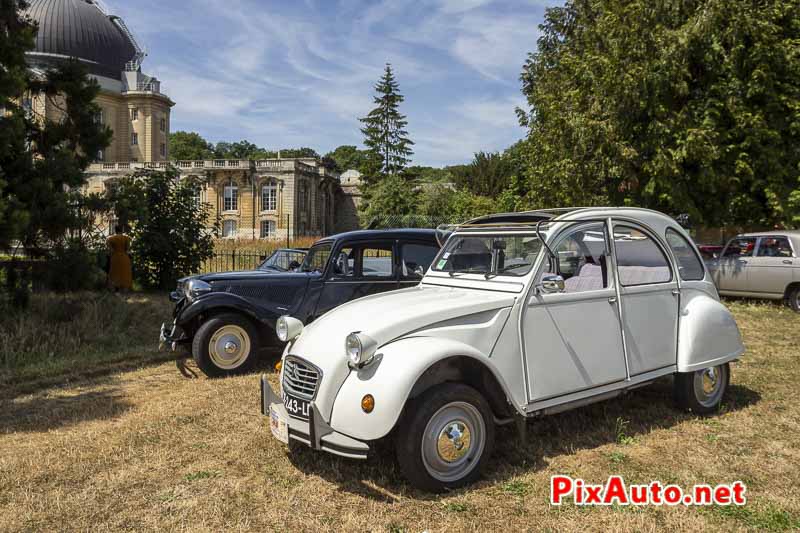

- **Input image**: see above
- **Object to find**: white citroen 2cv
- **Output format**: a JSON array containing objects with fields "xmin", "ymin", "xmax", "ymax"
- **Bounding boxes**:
[{"xmin": 261, "ymin": 208, "xmax": 744, "ymax": 492}]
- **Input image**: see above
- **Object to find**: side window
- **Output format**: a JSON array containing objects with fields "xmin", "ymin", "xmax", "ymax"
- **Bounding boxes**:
[
  {"xmin": 756, "ymin": 237, "xmax": 793, "ymax": 258},
  {"xmin": 613, "ymin": 225, "xmax": 672, "ymax": 286},
  {"xmin": 548, "ymin": 222, "xmax": 610, "ymax": 293},
  {"xmin": 361, "ymin": 245, "xmax": 394, "ymax": 278},
  {"xmin": 332, "ymin": 247, "xmax": 355, "ymax": 277},
  {"xmin": 401, "ymin": 243, "xmax": 439, "ymax": 279},
  {"xmin": 665, "ymin": 228, "xmax": 705, "ymax": 281},
  {"xmin": 723, "ymin": 237, "xmax": 756, "ymax": 258}
]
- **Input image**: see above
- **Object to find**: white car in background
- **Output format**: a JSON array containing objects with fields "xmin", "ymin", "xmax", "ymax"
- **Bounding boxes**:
[
  {"xmin": 261, "ymin": 208, "xmax": 745, "ymax": 492},
  {"xmin": 707, "ymin": 231, "xmax": 800, "ymax": 311}
]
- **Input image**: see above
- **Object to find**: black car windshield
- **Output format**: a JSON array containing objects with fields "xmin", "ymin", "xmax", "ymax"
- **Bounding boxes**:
[
  {"xmin": 300, "ymin": 243, "xmax": 332, "ymax": 273},
  {"xmin": 433, "ymin": 234, "xmax": 542, "ymax": 277},
  {"xmin": 259, "ymin": 250, "xmax": 307, "ymax": 272}
]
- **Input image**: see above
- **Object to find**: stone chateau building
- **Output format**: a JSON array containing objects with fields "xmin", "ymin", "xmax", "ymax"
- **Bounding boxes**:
[{"xmin": 23, "ymin": 0, "xmax": 360, "ymax": 240}]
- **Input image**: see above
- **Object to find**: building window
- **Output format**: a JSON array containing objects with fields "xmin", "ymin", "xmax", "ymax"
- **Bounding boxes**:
[
  {"xmin": 131, "ymin": 132, "xmax": 138, "ymax": 146},
  {"xmin": 96, "ymin": 149, "xmax": 104, "ymax": 162},
  {"xmin": 160, "ymin": 117, "xmax": 166, "ymax": 132},
  {"xmin": 130, "ymin": 108, "xmax": 138, "ymax": 121},
  {"xmin": 261, "ymin": 182, "xmax": 277, "ymax": 211},
  {"xmin": 95, "ymin": 110, "xmax": 104, "ymax": 125},
  {"xmin": 222, "ymin": 220, "xmax": 237, "ymax": 238},
  {"xmin": 160, "ymin": 143, "xmax": 166, "ymax": 157},
  {"xmin": 260, "ymin": 220, "xmax": 276, "ymax": 239},
  {"xmin": 298, "ymin": 182, "xmax": 306, "ymax": 211},
  {"xmin": 223, "ymin": 181, "xmax": 238, "ymax": 211}
]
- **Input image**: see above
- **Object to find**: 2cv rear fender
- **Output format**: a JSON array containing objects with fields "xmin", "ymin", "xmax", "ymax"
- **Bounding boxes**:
[
  {"xmin": 329, "ymin": 336, "xmax": 516, "ymax": 442},
  {"xmin": 678, "ymin": 288, "xmax": 745, "ymax": 372}
]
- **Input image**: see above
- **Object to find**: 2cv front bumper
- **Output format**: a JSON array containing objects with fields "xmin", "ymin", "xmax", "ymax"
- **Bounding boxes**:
[{"xmin": 260, "ymin": 375, "xmax": 370, "ymax": 460}]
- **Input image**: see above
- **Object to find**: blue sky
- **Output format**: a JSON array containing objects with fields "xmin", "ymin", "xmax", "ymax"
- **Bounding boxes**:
[{"xmin": 111, "ymin": 0, "xmax": 556, "ymax": 167}]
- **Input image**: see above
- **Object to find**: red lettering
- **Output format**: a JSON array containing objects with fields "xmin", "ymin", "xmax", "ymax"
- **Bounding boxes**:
[
  {"xmin": 584, "ymin": 484, "xmax": 602, "ymax": 504},
  {"xmin": 650, "ymin": 481, "xmax": 663, "ymax": 505},
  {"xmin": 663, "ymin": 485, "xmax": 682, "ymax": 505},
  {"xmin": 604, "ymin": 476, "xmax": 628, "ymax": 505},
  {"xmin": 732, "ymin": 481, "xmax": 747, "ymax": 505},
  {"xmin": 715, "ymin": 485, "xmax": 731, "ymax": 504},
  {"xmin": 694, "ymin": 485, "xmax": 712, "ymax": 505},
  {"xmin": 550, "ymin": 476, "xmax": 573, "ymax": 505},
  {"xmin": 630, "ymin": 485, "xmax": 648, "ymax": 504}
]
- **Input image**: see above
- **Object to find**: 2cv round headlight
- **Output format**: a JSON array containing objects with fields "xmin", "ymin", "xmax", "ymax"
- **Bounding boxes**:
[
  {"xmin": 276, "ymin": 316, "xmax": 304, "ymax": 342},
  {"xmin": 346, "ymin": 332, "xmax": 378, "ymax": 368}
]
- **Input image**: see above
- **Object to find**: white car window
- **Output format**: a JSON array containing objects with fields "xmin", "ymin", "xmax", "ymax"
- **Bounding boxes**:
[
  {"xmin": 548, "ymin": 223, "xmax": 610, "ymax": 293},
  {"xmin": 757, "ymin": 237, "xmax": 793, "ymax": 258},
  {"xmin": 665, "ymin": 229, "xmax": 705, "ymax": 281},
  {"xmin": 614, "ymin": 225, "xmax": 672, "ymax": 286}
]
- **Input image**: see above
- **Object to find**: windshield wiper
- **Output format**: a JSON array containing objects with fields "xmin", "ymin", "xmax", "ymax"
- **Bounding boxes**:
[
  {"xmin": 448, "ymin": 269, "xmax": 488, "ymax": 277},
  {"xmin": 484, "ymin": 262, "xmax": 531, "ymax": 279}
]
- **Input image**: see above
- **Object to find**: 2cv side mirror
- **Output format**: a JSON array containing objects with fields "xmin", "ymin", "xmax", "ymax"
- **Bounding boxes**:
[{"xmin": 538, "ymin": 274, "xmax": 566, "ymax": 294}]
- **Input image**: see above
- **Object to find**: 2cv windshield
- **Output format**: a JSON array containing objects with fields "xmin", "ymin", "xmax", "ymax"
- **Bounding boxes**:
[{"xmin": 433, "ymin": 234, "xmax": 543, "ymax": 277}]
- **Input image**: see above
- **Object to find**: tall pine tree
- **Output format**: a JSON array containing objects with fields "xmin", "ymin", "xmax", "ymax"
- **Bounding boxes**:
[{"xmin": 359, "ymin": 64, "xmax": 414, "ymax": 187}]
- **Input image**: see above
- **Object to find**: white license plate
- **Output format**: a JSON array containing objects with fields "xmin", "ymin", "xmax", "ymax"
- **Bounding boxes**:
[{"xmin": 269, "ymin": 405, "xmax": 289, "ymax": 444}]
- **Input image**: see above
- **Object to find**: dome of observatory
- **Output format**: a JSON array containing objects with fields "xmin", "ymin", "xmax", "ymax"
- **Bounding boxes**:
[{"xmin": 24, "ymin": 0, "xmax": 139, "ymax": 80}]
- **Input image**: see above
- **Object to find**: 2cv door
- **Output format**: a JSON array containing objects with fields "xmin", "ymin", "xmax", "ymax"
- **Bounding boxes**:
[{"xmin": 524, "ymin": 221, "xmax": 628, "ymax": 401}]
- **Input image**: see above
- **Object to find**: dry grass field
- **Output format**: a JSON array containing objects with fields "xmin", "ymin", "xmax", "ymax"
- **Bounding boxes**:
[{"xmin": 0, "ymin": 296, "xmax": 798, "ymax": 532}]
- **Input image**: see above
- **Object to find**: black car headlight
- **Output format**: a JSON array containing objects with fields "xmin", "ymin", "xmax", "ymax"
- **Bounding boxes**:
[{"xmin": 185, "ymin": 279, "xmax": 212, "ymax": 301}]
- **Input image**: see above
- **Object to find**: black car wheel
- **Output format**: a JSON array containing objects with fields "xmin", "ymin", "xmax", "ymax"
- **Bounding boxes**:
[
  {"xmin": 395, "ymin": 383, "xmax": 495, "ymax": 492},
  {"xmin": 787, "ymin": 285, "xmax": 800, "ymax": 312},
  {"xmin": 192, "ymin": 313, "xmax": 261, "ymax": 377},
  {"xmin": 674, "ymin": 363, "xmax": 730, "ymax": 415}
]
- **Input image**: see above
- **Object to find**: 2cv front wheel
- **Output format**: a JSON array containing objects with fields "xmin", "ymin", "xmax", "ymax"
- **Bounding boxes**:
[
  {"xmin": 395, "ymin": 383, "xmax": 495, "ymax": 492},
  {"xmin": 674, "ymin": 363, "xmax": 730, "ymax": 415}
]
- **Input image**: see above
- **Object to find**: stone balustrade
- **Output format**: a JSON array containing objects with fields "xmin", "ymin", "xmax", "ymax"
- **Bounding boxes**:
[{"xmin": 87, "ymin": 159, "xmax": 336, "ymax": 177}]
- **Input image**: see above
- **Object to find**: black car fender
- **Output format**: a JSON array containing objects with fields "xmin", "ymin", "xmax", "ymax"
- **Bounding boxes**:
[{"xmin": 176, "ymin": 292, "xmax": 282, "ymax": 337}]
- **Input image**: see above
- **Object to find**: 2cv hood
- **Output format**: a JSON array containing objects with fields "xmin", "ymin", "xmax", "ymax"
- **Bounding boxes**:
[{"xmin": 290, "ymin": 284, "xmax": 516, "ymax": 358}]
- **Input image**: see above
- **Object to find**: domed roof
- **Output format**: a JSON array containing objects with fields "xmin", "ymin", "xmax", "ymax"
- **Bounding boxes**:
[{"xmin": 24, "ymin": 0, "xmax": 138, "ymax": 80}]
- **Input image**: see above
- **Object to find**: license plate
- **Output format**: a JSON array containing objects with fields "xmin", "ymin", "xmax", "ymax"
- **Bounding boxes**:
[
  {"xmin": 269, "ymin": 405, "xmax": 289, "ymax": 444},
  {"xmin": 283, "ymin": 392, "xmax": 311, "ymax": 420}
]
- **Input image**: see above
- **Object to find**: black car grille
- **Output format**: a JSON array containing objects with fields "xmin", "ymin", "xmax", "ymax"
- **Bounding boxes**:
[{"xmin": 282, "ymin": 358, "xmax": 320, "ymax": 400}]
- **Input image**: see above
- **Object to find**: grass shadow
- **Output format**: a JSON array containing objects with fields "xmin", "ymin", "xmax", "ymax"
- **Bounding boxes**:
[
  {"xmin": 0, "ymin": 387, "xmax": 131, "ymax": 433},
  {"xmin": 286, "ymin": 378, "xmax": 761, "ymax": 501}
]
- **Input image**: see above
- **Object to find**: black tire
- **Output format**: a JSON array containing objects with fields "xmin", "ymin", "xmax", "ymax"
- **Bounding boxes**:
[
  {"xmin": 674, "ymin": 363, "xmax": 730, "ymax": 415},
  {"xmin": 787, "ymin": 286, "xmax": 800, "ymax": 312},
  {"xmin": 192, "ymin": 313, "xmax": 261, "ymax": 378},
  {"xmin": 395, "ymin": 383, "xmax": 495, "ymax": 492}
]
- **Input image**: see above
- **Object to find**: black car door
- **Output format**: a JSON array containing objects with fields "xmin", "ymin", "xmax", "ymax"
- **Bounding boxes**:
[
  {"xmin": 398, "ymin": 239, "xmax": 441, "ymax": 289},
  {"xmin": 313, "ymin": 240, "xmax": 399, "ymax": 318}
]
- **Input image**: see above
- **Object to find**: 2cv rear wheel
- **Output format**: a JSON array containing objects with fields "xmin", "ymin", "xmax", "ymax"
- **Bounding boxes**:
[
  {"xmin": 395, "ymin": 383, "xmax": 495, "ymax": 492},
  {"xmin": 192, "ymin": 313, "xmax": 261, "ymax": 378},
  {"xmin": 674, "ymin": 363, "xmax": 730, "ymax": 415}
]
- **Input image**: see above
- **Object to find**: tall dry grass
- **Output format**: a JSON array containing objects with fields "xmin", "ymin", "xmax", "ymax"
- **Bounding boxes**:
[{"xmin": 0, "ymin": 292, "xmax": 172, "ymax": 386}]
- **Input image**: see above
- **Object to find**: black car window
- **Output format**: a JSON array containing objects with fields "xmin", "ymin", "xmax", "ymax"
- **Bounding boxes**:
[
  {"xmin": 723, "ymin": 237, "xmax": 756, "ymax": 258},
  {"xmin": 665, "ymin": 228, "xmax": 705, "ymax": 281},
  {"xmin": 332, "ymin": 247, "xmax": 355, "ymax": 277},
  {"xmin": 361, "ymin": 245, "xmax": 394, "ymax": 277},
  {"xmin": 401, "ymin": 243, "xmax": 439, "ymax": 279},
  {"xmin": 302, "ymin": 243, "xmax": 332, "ymax": 273}
]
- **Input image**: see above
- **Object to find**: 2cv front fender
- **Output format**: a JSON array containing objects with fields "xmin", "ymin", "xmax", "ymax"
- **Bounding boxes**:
[
  {"xmin": 328, "ymin": 336, "xmax": 512, "ymax": 442},
  {"xmin": 176, "ymin": 292, "xmax": 280, "ymax": 331},
  {"xmin": 678, "ymin": 289, "xmax": 745, "ymax": 373}
]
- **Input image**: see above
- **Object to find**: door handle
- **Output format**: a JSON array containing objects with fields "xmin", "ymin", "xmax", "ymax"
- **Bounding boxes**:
[
  {"xmin": 672, "ymin": 289, "xmax": 680, "ymax": 296},
  {"xmin": 783, "ymin": 259, "xmax": 793, "ymax": 265},
  {"xmin": 608, "ymin": 296, "xmax": 617, "ymax": 304}
]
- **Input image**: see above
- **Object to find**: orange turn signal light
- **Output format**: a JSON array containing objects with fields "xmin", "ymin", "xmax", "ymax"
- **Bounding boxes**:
[
  {"xmin": 361, "ymin": 394, "xmax": 375, "ymax": 413},
  {"xmin": 275, "ymin": 361, "xmax": 282, "ymax": 372}
]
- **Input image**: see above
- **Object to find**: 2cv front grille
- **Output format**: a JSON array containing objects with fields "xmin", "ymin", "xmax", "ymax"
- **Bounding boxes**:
[{"xmin": 282, "ymin": 358, "xmax": 320, "ymax": 399}]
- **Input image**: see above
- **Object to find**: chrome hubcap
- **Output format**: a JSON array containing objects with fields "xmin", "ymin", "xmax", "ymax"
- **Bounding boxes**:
[
  {"xmin": 693, "ymin": 364, "xmax": 726, "ymax": 408},
  {"xmin": 209, "ymin": 325, "xmax": 251, "ymax": 370},
  {"xmin": 421, "ymin": 402, "xmax": 485, "ymax": 483}
]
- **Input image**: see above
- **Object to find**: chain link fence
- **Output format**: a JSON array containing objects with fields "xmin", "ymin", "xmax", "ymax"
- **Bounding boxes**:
[{"xmin": 362, "ymin": 214, "xmax": 464, "ymax": 230}]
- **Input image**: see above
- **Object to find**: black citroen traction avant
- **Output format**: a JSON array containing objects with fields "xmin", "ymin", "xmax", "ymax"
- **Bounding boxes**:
[{"xmin": 159, "ymin": 229, "xmax": 440, "ymax": 377}]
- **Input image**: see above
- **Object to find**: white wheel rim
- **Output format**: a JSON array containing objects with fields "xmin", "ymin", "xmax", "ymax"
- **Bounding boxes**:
[
  {"xmin": 208, "ymin": 325, "xmax": 251, "ymax": 370},
  {"xmin": 420, "ymin": 401, "xmax": 485, "ymax": 483},
  {"xmin": 693, "ymin": 365, "xmax": 726, "ymax": 408}
]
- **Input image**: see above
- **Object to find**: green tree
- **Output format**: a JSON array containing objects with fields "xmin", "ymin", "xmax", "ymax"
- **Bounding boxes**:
[
  {"xmin": 360, "ymin": 174, "xmax": 418, "ymax": 226},
  {"xmin": 451, "ymin": 151, "xmax": 515, "ymax": 197},
  {"xmin": 169, "ymin": 131, "xmax": 214, "ymax": 160},
  {"xmin": 278, "ymin": 147, "xmax": 319, "ymax": 159},
  {"xmin": 518, "ymin": 0, "xmax": 800, "ymax": 227},
  {"xmin": 323, "ymin": 145, "xmax": 371, "ymax": 173},
  {"xmin": 109, "ymin": 168, "xmax": 216, "ymax": 290},
  {"xmin": 359, "ymin": 64, "xmax": 414, "ymax": 185}
]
